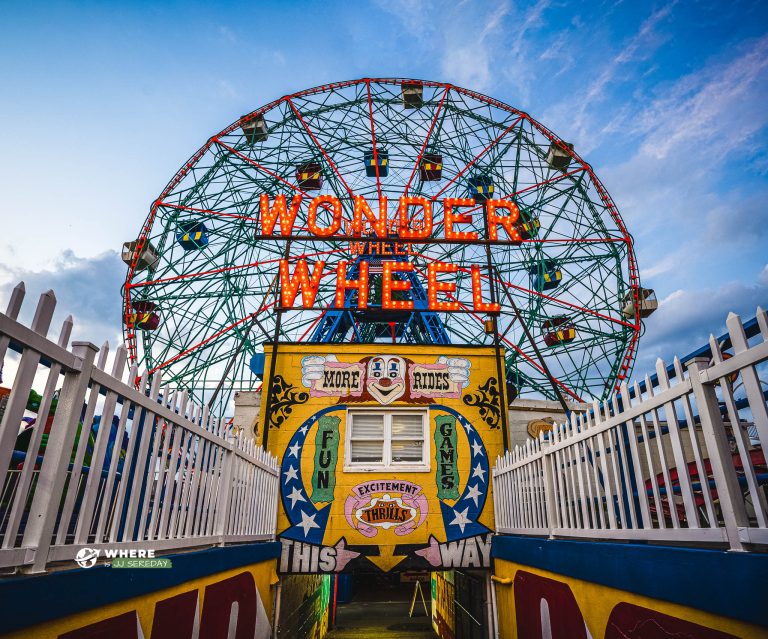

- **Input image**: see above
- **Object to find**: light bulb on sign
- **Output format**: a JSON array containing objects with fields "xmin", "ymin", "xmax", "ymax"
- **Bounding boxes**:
[
  {"xmin": 334, "ymin": 260, "xmax": 369, "ymax": 309},
  {"xmin": 471, "ymin": 264, "xmax": 500, "ymax": 313},
  {"xmin": 443, "ymin": 198, "xmax": 478, "ymax": 241},
  {"xmin": 307, "ymin": 194, "xmax": 342, "ymax": 236},
  {"xmin": 427, "ymin": 261, "xmax": 460, "ymax": 311},
  {"xmin": 382, "ymin": 261, "xmax": 414, "ymax": 310}
]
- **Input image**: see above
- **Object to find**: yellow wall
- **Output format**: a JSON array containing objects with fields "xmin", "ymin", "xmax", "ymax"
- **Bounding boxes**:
[
  {"xmin": 493, "ymin": 559, "xmax": 767, "ymax": 639},
  {"xmin": 2, "ymin": 560, "xmax": 277, "ymax": 639},
  {"xmin": 261, "ymin": 344, "xmax": 505, "ymax": 573}
]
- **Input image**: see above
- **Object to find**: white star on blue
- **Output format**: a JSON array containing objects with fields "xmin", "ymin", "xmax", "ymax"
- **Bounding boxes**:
[
  {"xmin": 472, "ymin": 462, "xmax": 487, "ymax": 482},
  {"xmin": 283, "ymin": 465, "xmax": 299, "ymax": 482}
]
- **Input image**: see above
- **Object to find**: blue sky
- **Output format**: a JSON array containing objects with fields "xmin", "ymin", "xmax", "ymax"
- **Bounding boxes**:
[{"xmin": 0, "ymin": 0, "xmax": 766, "ymax": 377}]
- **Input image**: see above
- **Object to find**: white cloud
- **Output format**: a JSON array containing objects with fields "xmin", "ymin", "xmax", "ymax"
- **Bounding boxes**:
[
  {"xmin": 441, "ymin": 46, "xmax": 492, "ymax": 92},
  {"xmin": 635, "ymin": 34, "xmax": 768, "ymax": 160},
  {"xmin": 217, "ymin": 79, "xmax": 238, "ymax": 99},
  {"xmin": 373, "ymin": 0, "xmax": 435, "ymax": 37},
  {"xmin": 640, "ymin": 247, "xmax": 691, "ymax": 279},
  {"xmin": 633, "ymin": 269, "xmax": 768, "ymax": 374},
  {"xmin": 376, "ymin": 0, "xmax": 516, "ymax": 93},
  {"xmin": 596, "ymin": 35, "xmax": 768, "ymax": 305},
  {"xmin": 544, "ymin": 3, "xmax": 675, "ymax": 153},
  {"xmin": 217, "ymin": 25, "xmax": 237, "ymax": 44},
  {"xmin": 0, "ymin": 250, "xmax": 125, "ymax": 349}
]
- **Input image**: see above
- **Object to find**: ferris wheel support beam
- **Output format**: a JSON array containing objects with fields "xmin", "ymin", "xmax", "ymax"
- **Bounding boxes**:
[
  {"xmin": 431, "ymin": 116, "xmax": 523, "ymax": 202},
  {"xmin": 130, "ymin": 247, "xmax": 346, "ymax": 291},
  {"xmin": 365, "ymin": 80, "xmax": 384, "ymax": 204},
  {"xmin": 402, "ymin": 86, "xmax": 450, "ymax": 198},
  {"xmin": 493, "ymin": 264, "xmax": 570, "ymax": 414},
  {"xmin": 415, "ymin": 253, "xmax": 633, "ymax": 330},
  {"xmin": 213, "ymin": 139, "xmax": 307, "ymax": 195},
  {"xmin": 206, "ymin": 277, "xmax": 279, "ymax": 409},
  {"xmin": 438, "ymin": 289, "xmax": 584, "ymax": 403},
  {"xmin": 286, "ymin": 99, "xmax": 355, "ymax": 198},
  {"xmin": 262, "ymin": 237, "xmax": 293, "ymax": 448},
  {"xmin": 480, "ymin": 201, "xmax": 510, "ymax": 451},
  {"xmin": 206, "ymin": 315, "xmax": 257, "ymax": 410}
]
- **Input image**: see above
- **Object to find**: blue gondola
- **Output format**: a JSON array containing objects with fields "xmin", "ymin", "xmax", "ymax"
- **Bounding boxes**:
[
  {"xmin": 363, "ymin": 150, "xmax": 389, "ymax": 177},
  {"xmin": 176, "ymin": 221, "xmax": 209, "ymax": 251},
  {"xmin": 467, "ymin": 175, "xmax": 494, "ymax": 201},
  {"xmin": 529, "ymin": 259, "xmax": 562, "ymax": 291}
]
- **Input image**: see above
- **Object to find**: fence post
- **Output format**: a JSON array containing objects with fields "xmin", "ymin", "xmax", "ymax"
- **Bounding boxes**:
[
  {"xmin": 271, "ymin": 459, "xmax": 280, "ymax": 540},
  {"xmin": 725, "ymin": 311, "xmax": 768, "ymax": 450},
  {"xmin": 0, "ymin": 290, "xmax": 56, "ymax": 496},
  {"xmin": 23, "ymin": 341, "xmax": 99, "ymax": 572},
  {"xmin": 540, "ymin": 437, "xmax": 557, "ymax": 538},
  {"xmin": 686, "ymin": 357, "xmax": 749, "ymax": 551},
  {"xmin": 214, "ymin": 439, "xmax": 235, "ymax": 543},
  {"xmin": 0, "ymin": 281, "xmax": 26, "ymax": 372}
]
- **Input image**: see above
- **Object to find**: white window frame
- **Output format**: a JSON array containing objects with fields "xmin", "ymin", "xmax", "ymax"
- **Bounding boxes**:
[{"xmin": 344, "ymin": 408, "xmax": 430, "ymax": 472}]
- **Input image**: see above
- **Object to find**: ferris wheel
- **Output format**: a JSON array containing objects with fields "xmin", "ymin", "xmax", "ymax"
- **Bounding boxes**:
[{"xmin": 122, "ymin": 78, "xmax": 654, "ymax": 414}]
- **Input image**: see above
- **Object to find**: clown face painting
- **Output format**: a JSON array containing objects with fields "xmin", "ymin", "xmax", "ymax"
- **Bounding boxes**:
[
  {"xmin": 300, "ymin": 353, "xmax": 472, "ymax": 404},
  {"xmin": 366, "ymin": 355, "xmax": 406, "ymax": 405}
]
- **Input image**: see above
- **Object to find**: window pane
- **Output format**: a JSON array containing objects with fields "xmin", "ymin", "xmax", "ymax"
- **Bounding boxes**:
[
  {"xmin": 391, "ymin": 440, "xmax": 423, "ymax": 462},
  {"xmin": 350, "ymin": 440, "xmax": 384, "ymax": 463},
  {"xmin": 351, "ymin": 414, "xmax": 385, "ymax": 438},
  {"xmin": 391, "ymin": 414, "xmax": 423, "ymax": 438}
]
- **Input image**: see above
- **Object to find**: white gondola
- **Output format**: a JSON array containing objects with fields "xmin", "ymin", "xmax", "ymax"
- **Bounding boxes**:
[
  {"xmin": 546, "ymin": 141, "xmax": 574, "ymax": 170},
  {"xmin": 402, "ymin": 82, "xmax": 423, "ymax": 108},
  {"xmin": 241, "ymin": 114, "xmax": 268, "ymax": 144},
  {"xmin": 622, "ymin": 288, "xmax": 658, "ymax": 318},
  {"xmin": 121, "ymin": 240, "xmax": 159, "ymax": 271}
]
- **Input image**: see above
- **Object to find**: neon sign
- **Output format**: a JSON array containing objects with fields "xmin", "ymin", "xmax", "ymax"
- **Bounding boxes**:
[
  {"xmin": 259, "ymin": 193, "xmax": 521, "ymax": 241},
  {"xmin": 264, "ymin": 193, "xmax": 517, "ymax": 312}
]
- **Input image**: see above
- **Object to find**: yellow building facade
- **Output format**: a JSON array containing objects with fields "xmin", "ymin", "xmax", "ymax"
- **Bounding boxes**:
[{"xmin": 258, "ymin": 343, "xmax": 506, "ymax": 575}]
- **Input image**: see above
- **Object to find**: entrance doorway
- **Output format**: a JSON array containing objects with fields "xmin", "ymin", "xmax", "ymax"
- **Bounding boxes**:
[
  {"xmin": 328, "ymin": 571, "xmax": 435, "ymax": 639},
  {"xmin": 275, "ymin": 570, "xmax": 491, "ymax": 638},
  {"xmin": 454, "ymin": 571, "xmax": 486, "ymax": 639}
]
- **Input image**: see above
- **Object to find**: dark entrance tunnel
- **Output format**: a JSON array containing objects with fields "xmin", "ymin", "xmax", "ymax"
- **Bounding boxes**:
[{"xmin": 276, "ymin": 570, "xmax": 489, "ymax": 639}]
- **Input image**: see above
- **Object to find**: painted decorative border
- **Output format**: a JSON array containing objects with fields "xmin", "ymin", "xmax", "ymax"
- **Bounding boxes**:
[
  {"xmin": 491, "ymin": 535, "xmax": 768, "ymax": 628},
  {"xmin": 0, "ymin": 542, "xmax": 281, "ymax": 635}
]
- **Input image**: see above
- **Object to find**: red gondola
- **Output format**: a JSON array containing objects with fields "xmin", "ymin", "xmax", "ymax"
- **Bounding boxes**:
[
  {"xmin": 130, "ymin": 301, "xmax": 160, "ymax": 331},
  {"xmin": 542, "ymin": 315, "xmax": 575, "ymax": 346},
  {"xmin": 296, "ymin": 162, "xmax": 322, "ymax": 190},
  {"xmin": 420, "ymin": 153, "xmax": 443, "ymax": 181}
]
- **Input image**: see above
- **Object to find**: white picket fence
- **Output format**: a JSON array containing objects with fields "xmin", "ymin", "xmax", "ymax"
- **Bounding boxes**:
[
  {"xmin": 493, "ymin": 308, "xmax": 768, "ymax": 551},
  {"xmin": 0, "ymin": 283, "xmax": 279, "ymax": 573}
]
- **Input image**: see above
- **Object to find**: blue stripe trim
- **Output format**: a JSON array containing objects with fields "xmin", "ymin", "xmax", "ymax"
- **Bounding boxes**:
[
  {"xmin": 0, "ymin": 541, "xmax": 281, "ymax": 635},
  {"xmin": 491, "ymin": 535, "xmax": 768, "ymax": 628}
]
